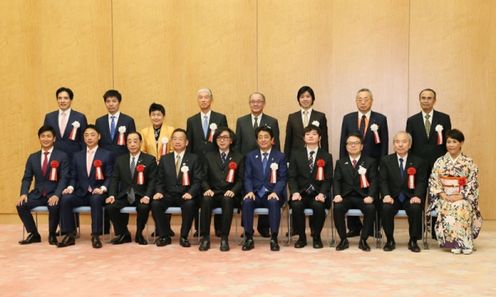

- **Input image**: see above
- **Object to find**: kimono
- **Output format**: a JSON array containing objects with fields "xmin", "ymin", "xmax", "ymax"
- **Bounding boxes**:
[{"xmin": 428, "ymin": 153, "xmax": 482, "ymax": 249}]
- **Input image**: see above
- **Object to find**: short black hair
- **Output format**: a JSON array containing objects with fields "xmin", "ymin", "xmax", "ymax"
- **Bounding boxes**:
[
  {"xmin": 103, "ymin": 89, "xmax": 122, "ymax": 102},
  {"xmin": 303, "ymin": 124, "xmax": 321, "ymax": 136},
  {"xmin": 446, "ymin": 129, "xmax": 465, "ymax": 142},
  {"xmin": 149, "ymin": 103, "xmax": 165, "ymax": 115},
  {"xmin": 346, "ymin": 131, "xmax": 363, "ymax": 143},
  {"xmin": 255, "ymin": 125, "xmax": 274, "ymax": 139},
  {"xmin": 172, "ymin": 128, "xmax": 188, "ymax": 140},
  {"xmin": 213, "ymin": 126, "xmax": 236, "ymax": 148},
  {"xmin": 38, "ymin": 125, "xmax": 56, "ymax": 137},
  {"xmin": 419, "ymin": 88, "xmax": 437, "ymax": 99},
  {"xmin": 297, "ymin": 86, "xmax": 315, "ymax": 104},
  {"xmin": 84, "ymin": 124, "xmax": 100, "ymax": 134},
  {"xmin": 56, "ymin": 87, "xmax": 74, "ymax": 100},
  {"xmin": 127, "ymin": 131, "xmax": 142, "ymax": 141}
]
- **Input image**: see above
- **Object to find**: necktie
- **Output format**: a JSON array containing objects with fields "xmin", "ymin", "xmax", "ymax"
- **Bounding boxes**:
[
  {"xmin": 352, "ymin": 159, "xmax": 357, "ymax": 169},
  {"xmin": 425, "ymin": 114, "xmax": 431, "ymax": 138},
  {"xmin": 303, "ymin": 111, "xmax": 309, "ymax": 127},
  {"xmin": 221, "ymin": 152, "xmax": 227, "ymax": 165},
  {"xmin": 175, "ymin": 155, "xmax": 181, "ymax": 176},
  {"xmin": 398, "ymin": 158, "xmax": 407, "ymax": 202},
  {"xmin": 253, "ymin": 116, "xmax": 259, "ymax": 129},
  {"xmin": 110, "ymin": 115, "xmax": 116, "ymax": 140},
  {"xmin": 42, "ymin": 151, "xmax": 49, "ymax": 176},
  {"xmin": 202, "ymin": 115, "xmax": 209, "ymax": 138},
  {"xmin": 262, "ymin": 152, "xmax": 269, "ymax": 173},
  {"xmin": 359, "ymin": 115, "xmax": 366, "ymax": 136},
  {"xmin": 309, "ymin": 151, "xmax": 315, "ymax": 171},
  {"xmin": 60, "ymin": 112, "xmax": 68, "ymax": 137},
  {"xmin": 130, "ymin": 156, "xmax": 136, "ymax": 179},
  {"xmin": 86, "ymin": 150, "xmax": 94, "ymax": 176}
]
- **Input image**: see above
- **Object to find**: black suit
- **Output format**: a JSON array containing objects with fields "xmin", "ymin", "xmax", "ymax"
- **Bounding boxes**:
[
  {"xmin": 234, "ymin": 113, "xmax": 280, "ymax": 155},
  {"xmin": 380, "ymin": 153, "xmax": 427, "ymax": 241},
  {"xmin": 288, "ymin": 148, "xmax": 333, "ymax": 240},
  {"xmin": 107, "ymin": 152, "xmax": 157, "ymax": 236},
  {"xmin": 152, "ymin": 152, "xmax": 202, "ymax": 238},
  {"xmin": 333, "ymin": 156, "xmax": 378, "ymax": 240},
  {"xmin": 284, "ymin": 109, "xmax": 329, "ymax": 161},
  {"xmin": 200, "ymin": 150, "xmax": 244, "ymax": 238},
  {"xmin": 186, "ymin": 111, "xmax": 228, "ymax": 156},
  {"xmin": 95, "ymin": 113, "xmax": 136, "ymax": 159}
]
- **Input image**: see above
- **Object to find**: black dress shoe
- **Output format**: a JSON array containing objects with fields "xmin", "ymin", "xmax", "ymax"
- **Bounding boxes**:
[
  {"xmin": 49, "ymin": 234, "xmax": 58, "ymax": 245},
  {"xmin": 57, "ymin": 234, "xmax": 76, "ymax": 248},
  {"xmin": 270, "ymin": 238, "xmax": 280, "ymax": 251},
  {"xmin": 111, "ymin": 232, "xmax": 132, "ymax": 245},
  {"xmin": 408, "ymin": 239, "xmax": 421, "ymax": 253},
  {"xmin": 135, "ymin": 234, "xmax": 148, "ymax": 245},
  {"xmin": 242, "ymin": 238, "xmax": 254, "ymax": 251},
  {"xmin": 346, "ymin": 230, "xmax": 360, "ymax": 238},
  {"xmin": 220, "ymin": 238, "xmax": 230, "ymax": 252},
  {"xmin": 19, "ymin": 233, "xmax": 41, "ymax": 245},
  {"xmin": 180, "ymin": 237, "xmax": 191, "ymax": 247},
  {"xmin": 91, "ymin": 235, "xmax": 102, "ymax": 249},
  {"xmin": 336, "ymin": 239, "xmax": 349, "ymax": 251},
  {"xmin": 258, "ymin": 228, "xmax": 270, "ymax": 238},
  {"xmin": 199, "ymin": 238, "xmax": 210, "ymax": 251},
  {"xmin": 313, "ymin": 237, "xmax": 323, "ymax": 249},
  {"xmin": 294, "ymin": 238, "xmax": 307, "ymax": 248},
  {"xmin": 155, "ymin": 236, "xmax": 171, "ymax": 247},
  {"xmin": 359, "ymin": 239, "xmax": 371, "ymax": 252},
  {"xmin": 383, "ymin": 240, "xmax": 396, "ymax": 251}
]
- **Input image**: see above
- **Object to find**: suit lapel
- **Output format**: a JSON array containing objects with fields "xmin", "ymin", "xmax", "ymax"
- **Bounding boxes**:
[
  {"xmin": 34, "ymin": 151, "xmax": 44, "ymax": 178},
  {"xmin": 63, "ymin": 110, "xmax": 74, "ymax": 138}
]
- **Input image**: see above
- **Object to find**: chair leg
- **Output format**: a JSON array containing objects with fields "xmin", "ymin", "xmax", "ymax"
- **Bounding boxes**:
[
  {"xmin": 329, "ymin": 205, "xmax": 336, "ymax": 247},
  {"xmin": 286, "ymin": 208, "xmax": 292, "ymax": 246}
]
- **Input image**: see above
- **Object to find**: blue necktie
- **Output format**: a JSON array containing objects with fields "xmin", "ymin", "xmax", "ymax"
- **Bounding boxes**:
[
  {"xmin": 221, "ymin": 152, "xmax": 227, "ymax": 166},
  {"xmin": 398, "ymin": 158, "xmax": 407, "ymax": 202},
  {"xmin": 110, "ymin": 116, "xmax": 116, "ymax": 141},
  {"xmin": 258, "ymin": 153, "xmax": 269, "ymax": 197},
  {"xmin": 202, "ymin": 115, "xmax": 208, "ymax": 138}
]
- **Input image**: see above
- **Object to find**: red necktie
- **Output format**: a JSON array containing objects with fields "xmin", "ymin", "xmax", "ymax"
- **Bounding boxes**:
[
  {"xmin": 42, "ymin": 151, "xmax": 49, "ymax": 176},
  {"xmin": 352, "ymin": 159, "xmax": 357, "ymax": 168}
]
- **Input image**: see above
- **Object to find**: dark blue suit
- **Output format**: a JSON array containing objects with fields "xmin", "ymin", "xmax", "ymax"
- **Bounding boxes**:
[
  {"xmin": 43, "ymin": 110, "xmax": 88, "ymax": 159},
  {"xmin": 60, "ymin": 147, "xmax": 113, "ymax": 235},
  {"xmin": 95, "ymin": 113, "xmax": 136, "ymax": 159},
  {"xmin": 17, "ymin": 149, "xmax": 69, "ymax": 234},
  {"xmin": 242, "ymin": 149, "xmax": 287, "ymax": 236}
]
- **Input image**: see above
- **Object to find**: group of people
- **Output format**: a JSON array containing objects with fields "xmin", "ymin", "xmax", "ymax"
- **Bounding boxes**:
[{"xmin": 16, "ymin": 86, "xmax": 482, "ymax": 254}]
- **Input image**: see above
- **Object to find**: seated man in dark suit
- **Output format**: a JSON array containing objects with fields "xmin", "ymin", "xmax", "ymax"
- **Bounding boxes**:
[
  {"xmin": 57, "ymin": 125, "xmax": 113, "ymax": 248},
  {"xmin": 17, "ymin": 125, "xmax": 69, "ymax": 245},
  {"xmin": 199, "ymin": 127, "xmax": 244, "ymax": 252},
  {"xmin": 380, "ymin": 131, "xmax": 427, "ymax": 253},
  {"xmin": 333, "ymin": 132, "xmax": 378, "ymax": 252},
  {"xmin": 288, "ymin": 124, "xmax": 333, "ymax": 249},
  {"xmin": 43, "ymin": 87, "xmax": 88, "ymax": 160},
  {"xmin": 105, "ymin": 132, "xmax": 157, "ymax": 245},
  {"xmin": 152, "ymin": 128, "xmax": 203, "ymax": 247},
  {"xmin": 242, "ymin": 126, "xmax": 287, "ymax": 251}
]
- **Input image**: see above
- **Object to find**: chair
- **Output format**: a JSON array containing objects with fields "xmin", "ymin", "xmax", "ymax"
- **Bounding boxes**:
[
  {"xmin": 197, "ymin": 207, "xmax": 239, "ymax": 241},
  {"xmin": 423, "ymin": 210, "xmax": 438, "ymax": 249},
  {"xmin": 238, "ymin": 206, "xmax": 287, "ymax": 245},
  {"xmin": 376, "ymin": 209, "xmax": 425, "ymax": 248},
  {"xmin": 165, "ymin": 207, "xmax": 200, "ymax": 243},
  {"xmin": 119, "ymin": 206, "xmax": 151, "ymax": 242},
  {"xmin": 72, "ymin": 206, "xmax": 106, "ymax": 239},
  {"xmin": 330, "ymin": 208, "xmax": 380, "ymax": 248},
  {"xmin": 22, "ymin": 206, "xmax": 61, "ymax": 239},
  {"xmin": 286, "ymin": 208, "xmax": 330, "ymax": 246}
]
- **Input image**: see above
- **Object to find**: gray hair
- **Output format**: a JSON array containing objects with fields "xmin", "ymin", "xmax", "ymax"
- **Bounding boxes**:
[
  {"xmin": 197, "ymin": 88, "xmax": 213, "ymax": 99},
  {"xmin": 249, "ymin": 91, "xmax": 266, "ymax": 102},
  {"xmin": 356, "ymin": 88, "xmax": 373, "ymax": 100},
  {"xmin": 393, "ymin": 131, "xmax": 412, "ymax": 144}
]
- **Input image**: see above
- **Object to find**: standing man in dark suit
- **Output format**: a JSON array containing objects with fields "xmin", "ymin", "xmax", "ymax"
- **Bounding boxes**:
[
  {"xmin": 57, "ymin": 125, "xmax": 113, "ymax": 248},
  {"xmin": 186, "ymin": 88, "xmax": 228, "ymax": 236},
  {"xmin": 152, "ymin": 128, "xmax": 203, "ymax": 248},
  {"xmin": 380, "ymin": 131, "xmax": 427, "ymax": 252},
  {"xmin": 199, "ymin": 127, "xmax": 244, "ymax": 251},
  {"xmin": 17, "ymin": 125, "xmax": 69, "ymax": 245},
  {"xmin": 234, "ymin": 91, "xmax": 279, "ymax": 237},
  {"xmin": 242, "ymin": 126, "xmax": 287, "ymax": 251},
  {"xmin": 43, "ymin": 87, "xmax": 88, "ymax": 160},
  {"xmin": 95, "ymin": 89, "xmax": 136, "ymax": 159},
  {"xmin": 406, "ymin": 88, "xmax": 451, "ymax": 238},
  {"xmin": 105, "ymin": 132, "xmax": 157, "ymax": 245},
  {"xmin": 288, "ymin": 125, "xmax": 333, "ymax": 249},
  {"xmin": 339, "ymin": 88, "xmax": 388, "ymax": 237},
  {"xmin": 284, "ymin": 86, "xmax": 329, "ymax": 161},
  {"xmin": 333, "ymin": 132, "xmax": 378, "ymax": 252}
]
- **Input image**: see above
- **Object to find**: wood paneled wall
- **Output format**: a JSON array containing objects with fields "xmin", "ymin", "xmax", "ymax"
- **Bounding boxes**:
[{"xmin": 1, "ymin": 0, "xmax": 494, "ymax": 220}]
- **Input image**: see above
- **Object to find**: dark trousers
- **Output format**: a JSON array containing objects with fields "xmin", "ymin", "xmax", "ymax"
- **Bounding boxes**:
[
  {"xmin": 151, "ymin": 195, "xmax": 196, "ymax": 238},
  {"xmin": 242, "ymin": 194, "xmax": 281, "ymax": 237},
  {"xmin": 60, "ymin": 193, "xmax": 105, "ymax": 235},
  {"xmin": 107, "ymin": 199, "xmax": 151, "ymax": 236},
  {"xmin": 381, "ymin": 198, "xmax": 422, "ymax": 241},
  {"xmin": 17, "ymin": 196, "xmax": 60, "ymax": 234},
  {"xmin": 290, "ymin": 195, "xmax": 326, "ymax": 240},
  {"xmin": 334, "ymin": 196, "xmax": 375, "ymax": 240},
  {"xmin": 200, "ymin": 194, "xmax": 234, "ymax": 238}
]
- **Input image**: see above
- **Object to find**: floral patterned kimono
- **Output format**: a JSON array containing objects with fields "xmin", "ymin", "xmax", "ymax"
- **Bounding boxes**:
[{"xmin": 428, "ymin": 153, "xmax": 482, "ymax": 249}]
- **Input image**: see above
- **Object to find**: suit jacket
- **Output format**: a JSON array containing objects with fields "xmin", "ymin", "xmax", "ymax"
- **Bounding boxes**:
[
  {"xmin": 201, "ymin": 150, "xmax": 244, "ymax": 196},
  {"xmin": 186, "ymin": 111, "xmax": 228, "ymax": 156},
  {"xmin": 43, "ymin": 109, "xmax": 88, "ymax": 159},
  {"xmin": 69, "ymin": 147, "xmax": 113, "ymax": 197},
  {"xmin": 20, "ymin": 149, "xmax": 70, "ymax": 199},
  {"xmin": 333, "ymin": 155, "xmax": 378, "ymax": 199},
  {"xmin": 339, "ymin": 111, "xmax": 388, "ymax": 160},
  {"xmin": 108, "ymin": 152, "xmax": 157, "ymax": 200},
  {"xmin": 284, "ymin": 109, "xmax": 329, "ymax": 161},
  {"xmin": 155, "ymin": 152, "xmax": 202, "ymax": 198},
  {"xmin": 379, "ymin": 153, "xmax": 428, "ymax": 203},
  {"xmin": 244, "ymin": 149, "xmax": 287, "ymax": 200},
  {"xmin": 234, "ymin": 113, "xmax": 280, "ymax": 155},
  {"xmin": 95, "ymin": 113, "xmax": 136, "ymax": 159},
  {"xmin": 406, "ymin": 110, "xmax": 451, "ymax": 168},
  {"xmin": 140, "ymin": 124, "xmax": 175, "ymax": 161}
]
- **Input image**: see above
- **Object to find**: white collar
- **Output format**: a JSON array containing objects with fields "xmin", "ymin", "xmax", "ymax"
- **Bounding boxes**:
[
  {"xmin": 301, "ymin": 108, "xmax": 313, "ymax": 114},
  {"xmin": 87, "ymin": 145, "xmax": 99, "ymax": 153},
  {"xmin": 349, "ymin": 154, "xmax": 361, "ymax": 163},
  {"xmin": 422, "ymin": 110, "xmax": 434, "ymax": 120},
  {"xmin": 109, "ymin": 111, "xmax": 120, "ymax": 119},
  {"xmin": 260, "ymin": 149, "xmax": 271, "ymax": 157},
  {"xmin": 358, "ymin": 110, "xmax": 371, "ymax": 119},
  {"xmin": 59, "ymin": 108, "xmax": 71, "ymax": 115},
  {"xmin": 200, "ymin": 110, "xmax": 212, "ymax": 118}
]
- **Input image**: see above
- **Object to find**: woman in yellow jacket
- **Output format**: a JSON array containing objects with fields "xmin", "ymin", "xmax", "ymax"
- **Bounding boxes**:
[{"xmin": 140, "ymin": 103, "xmax": 175, "ymax": 162}]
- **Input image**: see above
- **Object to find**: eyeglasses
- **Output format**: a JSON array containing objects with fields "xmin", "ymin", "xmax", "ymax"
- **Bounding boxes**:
[
  {"xmin": 216, "ymin": 136, "xmax": 231, "ymax": 141},
  {"xmin": 346, "ymin": 141, "xmax": 361, "ymax": 146},
  {"xmin": 249, "ymin": 100, "xmax": 264, "ymax": 104}
]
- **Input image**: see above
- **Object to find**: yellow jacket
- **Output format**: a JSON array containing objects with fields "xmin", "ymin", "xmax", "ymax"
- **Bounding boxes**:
[{"xmin": 140, "ymin": 124, "xmax": 175, "ymax": 161}]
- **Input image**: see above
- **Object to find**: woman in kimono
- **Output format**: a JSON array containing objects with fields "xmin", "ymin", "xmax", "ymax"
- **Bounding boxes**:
[{"xmin": 428, "ymin": 129, "xmax": 482, "ymax": 254}]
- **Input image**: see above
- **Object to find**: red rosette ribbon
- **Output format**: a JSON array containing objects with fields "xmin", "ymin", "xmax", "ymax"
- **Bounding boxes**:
[
  {"xmin": 407, "ymin": 167, "xmax": 416, "ymax": 189},
  {"xmin": 181, "ymin": 166, "xmax": 190, "ymax": 186},
  {"xmin": 68, "ymin": 127, "xmax": 77, "ymax": 141},
  {"xmin": 269, "ymin": 163, "xmax": 278, "ymax": 184},
  {"xmin": 136, "ymin": 164, "xmax": 145, "ymax": 185},
  {"xmin": 93, "ymin": 160, "xmax": 104, "ymax": 180},
  {"xmin": 160, "ymin": 143, "xmax": 168, "ymax": 156},
  {"xmin": 117, "ymin": 133, "xmax": 125, "ymax": 146},
  {"xmin": 316, "ymin": 159, "xmax": 325, "ymax": 181},
  {"xmin": 226, "ymin": 161, "xmax": 237, "ymax": 183},
  {"xmin": 49, "ymin": 160, "xmax": 59, "ymax": 181}
]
